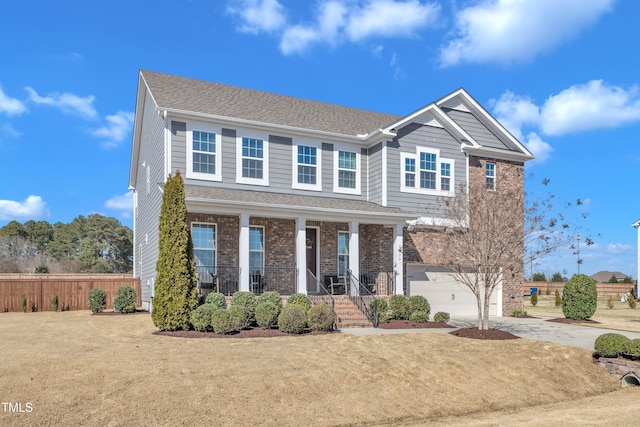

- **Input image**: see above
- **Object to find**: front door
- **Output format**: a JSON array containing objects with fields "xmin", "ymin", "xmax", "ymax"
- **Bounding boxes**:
[{"xmin": 306, "ymin": 227, "xmax": 318, "ymax": 278}]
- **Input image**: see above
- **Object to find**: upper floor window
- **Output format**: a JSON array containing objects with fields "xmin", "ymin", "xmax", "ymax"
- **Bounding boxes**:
[
  {"xmin": 333, "ymin": 146, "xmax": 360, "ymax": 195},
  {"xmin": 401, "ymin": 147, "xmax": 454, "ymax": 196},
  {"xmin": 485, "ymin": 162, "xmax": 496, "ymax": 190},
  {"xmin": 292, "ymin": 142, "xmax": 322, "ymax": 191},
  {"xmin": 236, "ymin": 131, "xmax": 269, "ymax": 186},
  {"xmin": 187, "ymin": 123, "xmax": 222, "ymax": 181}
]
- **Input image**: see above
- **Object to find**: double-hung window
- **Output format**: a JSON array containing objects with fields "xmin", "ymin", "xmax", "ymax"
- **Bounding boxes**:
[
  {"xmin": 192, "ymin": 223, "xmax": 216, "ymax": 273},
  {"xmin": 249, "ymin": 226, "xmax": 264, "ymax": 275},
  {"xmin": 485, "ymin": 162, "xmax": 496, "ymax": 190},
  {"xmin": 292, "ymin": 142, "xmax": 322, "ymax": 191},
  {"xmin": 401, "ymin": 148, "xmax": 454, "ymax": 195},
  {"xmin": 334, "ymin": 146, "xmax": 360, "ymax": 194},
  {"xmin": 187, "ymin": 123, "xmax": 222, "ymax": 181},
  {"xmin": 338, "ymin": 231, "xmax": 349, "ymax": 278},
  {"xmin": 236, "ymin": 132, "xmax": 269, "ymax": 186}
]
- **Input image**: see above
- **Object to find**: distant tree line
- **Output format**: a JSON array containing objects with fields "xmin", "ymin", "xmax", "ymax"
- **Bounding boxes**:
[{"xmin": 0, "ymin": 215, "xmax": 133, "ymax": 274}]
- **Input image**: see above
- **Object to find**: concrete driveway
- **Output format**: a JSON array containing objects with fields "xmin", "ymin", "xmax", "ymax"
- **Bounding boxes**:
[{"xmin": 342, "ymin": 316, "xmax": 640, "ymax": 351}]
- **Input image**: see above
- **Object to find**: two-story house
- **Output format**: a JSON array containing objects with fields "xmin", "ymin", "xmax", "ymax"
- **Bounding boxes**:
[{"xmin": 129, "ymin": 70, "xmax": 533, "ymax": 318}]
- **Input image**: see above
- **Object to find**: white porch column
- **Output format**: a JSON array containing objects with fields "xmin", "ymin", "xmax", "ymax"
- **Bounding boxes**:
[
  {"xmin": 239, "ymin": 213, "xmax": 250, "ymax": 292},
  {"xmin": 296, "ymin": 217, "xmax": 307, "ymax": 294},
  {"xmin": 349, "ymin": 221, "xmax": 360, "ymax": 296},
  {"xmin": 394, "ymin": 223, "xmax": 404, "ymax": 295}
]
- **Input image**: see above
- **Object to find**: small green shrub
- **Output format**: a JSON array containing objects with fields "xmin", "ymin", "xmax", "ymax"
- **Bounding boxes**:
[
  {"xmin": 511, "ymin": 310, "xmax": 528, "ymax": 317},
  {"xmin": 554, "ymin": 289, "xmax": 561, "ymax": 307},
  {"xmin": 114, "ymin": 286, "xmax": 137, "ymax": 314},
  {"xmin": 190, "ymin": 304, "xmax": 216, "ymax": 332},
  {"xmin": 433, "ymin": 312, "xmax": 450, "ymax": 323},
  {"xmin": 205, "ymin": 292, "xmax": 227, "ymax": 309},
  {"xmin": 211, "ymin": 308, "xmax": 235, "ymax": 335},
  {"xmin": 229, "ymin": 304, "xmax": 252, "ymax": 330},
  {"xmin": 88, "ymin": 288, "xmax": 107, "ymax": 314},
  {"xmin": 594, "ymin": 333, "xmax": 631, "ymax": 358},
  {"xmin": 409, "ymin": 310, "xmax": 429, "ymax": 323},
  {"xmin": 231, "ymin": 291, "xmax": 257, "ymax": 323},
  {"xmin": 628, "ymin": 293, "xmax": 637, "ymax": 309},
  {"xmin": 258, "ymin": 291, "xmax": 282, "ymax": 311},
  {"xmin": 52, "ymin": 295, "xmax": 59, "ymax": 312},
  {"xmin": 625, "ymin": 339, "xmax": 640, "ymax": 358},
  {"xmin": 278, "ymin": 305, "xmax": 307, "ymax": 334},
  {"xmin": 408, "ymin": 295, "xmax": 430, "ymax": 316},
  {"xmin": 369, "ymin": 298, "xmax": 389, "ymax": 324},
  {"xmin": 286, "ymin": 293, "xmax": 312, "ymax": 313},
  {"xmin": 530, "ymin": 292, "xmax": 538, "ymax": 306},
  {"xmin": 21, "ymin": 293, "xmax": 27, "ymax": 313},
  {"xmin": 545, "ymin": 288, "xmax": 550, "ymax": 296},
  {"xmin": 562, "ymin": 274, "xmax": 597, "ymax": 320},
  {"xmin": 389, "ymin": 295, "xmax": 411, "ymax": 320},
  {"xmin": 308, "ymin": 303, "xmax": 336, "ymax": 331},
  {"xmin": 255, "ymin": 301, "xmax": 279, "ymax": 329}
]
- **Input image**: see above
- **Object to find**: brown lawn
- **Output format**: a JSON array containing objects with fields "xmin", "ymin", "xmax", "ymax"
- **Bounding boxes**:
[{"xmin": 0, "ymin": 311, "xmax": 638, "ymax": 426}]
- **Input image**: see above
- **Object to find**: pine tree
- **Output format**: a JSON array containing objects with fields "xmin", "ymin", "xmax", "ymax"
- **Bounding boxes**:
[{"xmin": 151, "ymin": 171, "xmax": 198, "ymax": 330}]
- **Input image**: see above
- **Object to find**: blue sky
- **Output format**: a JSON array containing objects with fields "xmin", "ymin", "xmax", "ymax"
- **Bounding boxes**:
[{"xmin": 1, "ymin": 0, "xmax": 638, "ymax": 279}]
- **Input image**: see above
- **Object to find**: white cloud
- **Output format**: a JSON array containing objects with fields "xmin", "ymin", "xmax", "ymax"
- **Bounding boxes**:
[
  {"xmin": 105, "ymin": 192, "xmax": 133, "ymax": 219},
  {"xmin": 0, "ymin": 123, "xmax": 21, "ymax": 139},
  {"xmin": 0, "ymin": 195, "xmax": 49, "ymax": 221},
  {"xmin": 606, "ymin": 243, "xmax": 634, "ymax": 255},
  {"xmin": 522, "ymin": 132, "xmax": 553, "ymax": 164},
  {"xmin": 92, "ymin": 111, "xmax": 134, "ymax": 148},
  {"xmin": 540, "ymin": 80, "xmax": 640, "ymax": 135},
  {"xmin": 228, "ymin": 0, "xmax": 287, "ymax": 34},
  {"xmin": 25, "ymin": 86, "xmax": 98, "ymax": 119},
  {"xmin": 439, "ymin": 0, "xmax": 614, "ymax": 67},
  {"xmin": 0, "ymin": 87, "xmax": 27, "ymax": 116}
]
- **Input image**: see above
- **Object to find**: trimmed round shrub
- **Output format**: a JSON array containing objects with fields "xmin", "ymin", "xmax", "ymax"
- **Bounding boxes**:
[
  {"xmin": 231, "ymin": 291, "xmax": 257, "ymax": 323},
  {"xmin": 625, "ymin": 339, "xmax": 640, "ymax": 358},
  {"xmin": 113, "ymin": 286, "xmax": 137, "ymax": 314},
  {"xmin": 286, "ymin": 293, "xmax": 312, "ymax": 313},
  {"xmin": 308, "ymin": 303, "xmax": 336, "ymax": 331},
  {"xmin": 229, "ymin": 304, "xmax": 252, "ymax": 330},
  {"xmin": 88, "ymin": 288, "xmax": 107, "ymax": 314},
  {"xmin": 433, "ymin": 312, "xmax": 450, "ymax": 323},
  {"xmin": 190, "ymin": 304, "xmax": 216, "ymax": 332},
  {"xmin": 409, "ymin": 310, "xmax": 429, "ymax": 323},
  {"xmin": 389, "ymin": 295, "xmax": 411, "ymax": 320},
  {"xmin": 408, "ymin": 295, "xmax": 430, "ymax": 316},
  {"xmin": 369, "ymin": 298, "xmax": 389, "ymax": 324},
  {"xmin": 258, "ymin": 291, "xmax": 283, "ymax": 311},
  {"xmin": 278, "ymin": 304, "xmax": 307, "ymax": 334},
  {"xmin": 211, "ymin": 308, "xmax": 235, "ymax": 335},
  {"xmin": 594, "ymin": 333, "xmax": 630, "ymax": 357},
  {"xmin": 205, "ymin": 292, "xmax": 227, "ymax": 309},
  {"xmin": 256, "ymin": 301, "xmax": 279, "ymax": 329},
  {"xmin": 562, "ymin": 274, "xmax": 597, "ymax": 320}
]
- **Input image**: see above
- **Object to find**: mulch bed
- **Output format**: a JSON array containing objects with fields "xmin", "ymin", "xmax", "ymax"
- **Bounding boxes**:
[
  {"xmin": 155, "ymin": 327, "xmax": 338, "ymax": 339},
  {"xmin": 93, "ymin": 310, "xmax": 149, "ymax": 316},
  {"xmin": 547, "ymin": 318, "xmax": 601, "ymax": 325},
  {"xmin": 378, "ymin": 319, "xmax": 453, "ymax": 329},
  {"xmin": 449, "ymin": 328, "xmax": 520, "ymax": 340}
]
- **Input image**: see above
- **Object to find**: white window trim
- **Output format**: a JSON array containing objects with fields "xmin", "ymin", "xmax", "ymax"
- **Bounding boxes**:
[
  {"xmin": 292, "ymin": 139, "xmax": 322, "ymax": 191},
  {"xmin": 236, "ymin": 129, "xmax": 269, "ymax": 186},
  {"xmin": 486, "ymin": 161, "xmax": 496, "ymax": 191},
  {"xmin": 186, "ymin": 122, "xmax": 222, "ymax": 182},
  {"xmin": 338, "ymin": 231, "xmax": 349, "ymax": 278},
  {"xmin": 192, "ymin": 222, "xmax": 217, "ymax": 272},
  {"xmin": 400, "ymin": 147, "xmax": 455, "ymax": 196},
  {"xmin": 249, "ymin": 225, "xmax": 265, "ymax": 274},
  {"xmin": 333, "ymin": 144, "xmax": 361, "ymax": 195}
]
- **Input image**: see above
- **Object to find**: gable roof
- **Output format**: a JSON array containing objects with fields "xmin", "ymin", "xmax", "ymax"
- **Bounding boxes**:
[{"xmin": 140, "ymin": 70, "xmax": 400, "ymax": 137}]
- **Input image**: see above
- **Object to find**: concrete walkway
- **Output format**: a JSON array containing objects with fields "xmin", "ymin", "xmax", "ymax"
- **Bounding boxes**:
[{"xmin": 341, "ymin": 316, "xmax": 640, "ymax": 350}]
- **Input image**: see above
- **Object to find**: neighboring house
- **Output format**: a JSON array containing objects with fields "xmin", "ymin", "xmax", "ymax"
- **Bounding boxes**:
[
  {"xmin": 590, "ymin": 271, "xmax": 629, "ymax": 283},
  {"xmin": 129, "ymin": 70, "xmax": 533, "ymax": 317}
]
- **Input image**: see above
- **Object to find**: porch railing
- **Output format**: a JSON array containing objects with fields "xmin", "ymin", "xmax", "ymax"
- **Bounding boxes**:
[
  {"xmin": 359, "ymin": 270, "xmax": 395, "ymax": 296},
  {"xmin": 196, "ymin": 265, "xmax": 239, "ymax": 296},
  {"xmin": 307, "ymin": 269, "xmax": 336, "ymax": 331},
  {"xmin": 253, "ymin": 266, "xmax": 298, "ymax": 296},
  {"xmin": 348, "ymin": 271, "xmax": 378, "ymax": 327}
]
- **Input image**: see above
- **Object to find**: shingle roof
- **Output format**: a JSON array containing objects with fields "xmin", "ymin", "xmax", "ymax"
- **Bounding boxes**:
[
  {"xmin": 185, "ymin": 185, "xmax": 413, "ymax": 219},
  {"xmin": 141, "ymin": 70, "xmax": 401, "ymax": 136}
]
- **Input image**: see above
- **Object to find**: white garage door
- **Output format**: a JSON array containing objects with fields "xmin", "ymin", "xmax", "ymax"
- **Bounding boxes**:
[{"xmin": 406, "ymin": 263, "xmax": 502, "ymax": 317}]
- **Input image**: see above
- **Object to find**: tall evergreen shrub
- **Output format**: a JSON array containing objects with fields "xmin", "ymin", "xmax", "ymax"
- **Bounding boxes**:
[{"xmin": 151, "ymin": 171, "xmax": 198, "ymax": 331}]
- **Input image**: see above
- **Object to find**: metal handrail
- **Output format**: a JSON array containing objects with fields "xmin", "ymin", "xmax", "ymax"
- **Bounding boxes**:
[
  {"xmin": 347, "ymin": 270, "xmax": 378, "ymax": 327},
  {"xmin": 307, "ymin": 269, "xmax": 336, "ymax": 330}
]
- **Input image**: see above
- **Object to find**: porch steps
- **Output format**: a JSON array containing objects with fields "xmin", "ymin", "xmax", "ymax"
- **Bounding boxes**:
[{"xmin": 332, "ymin": 296, "xmax": 373, "ymax": 329}]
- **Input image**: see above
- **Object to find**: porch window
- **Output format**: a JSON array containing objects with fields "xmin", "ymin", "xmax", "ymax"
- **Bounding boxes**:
[
  {"xmin": 242, "ymin": 137, "xmax": 264, "ymax": 179},
  {"xmin": 338, "ymin": 231, "xmax": 349, "ymax": 278},
  {"xmin": 249, "ymin": 226, "xmax": 264, "ymax": 274},
  {"xmin": 192, "ymin": 223, "xmax": 216, "ymax": 272},
  {"xmin": 486, "ymin": 162, "xmax": 496, "ymax": 190}
]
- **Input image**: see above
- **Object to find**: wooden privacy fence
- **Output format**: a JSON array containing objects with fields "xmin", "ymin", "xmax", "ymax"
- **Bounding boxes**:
[
  {"xmin": 524, "ymin": 281, "xmax": 635, "ymax": 297},
  {"xmin": 0, "ymin": 274, "xmax": 141, "ymax": 312}
]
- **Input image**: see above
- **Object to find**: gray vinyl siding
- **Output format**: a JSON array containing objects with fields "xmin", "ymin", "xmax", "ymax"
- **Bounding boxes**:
[
  {"xmin": 221, "ymin": 128, "xmax": 236, "ymax": 179},
  {"xmin": 322, "ymin": 142, "xmax": 333, "ymax": 192},
  {"xmin": 445, "ymin": 109, "xmax": 519, "ymax": 152},
  {"xmin": 135, "ymin": 88, "xmax": 166, "ymax": 308},
  {"xmin": 269, "ymin": 135, "xmax": 292, "ymax": 188},
  {"xmin": 386, "ymin": 123, "xmax": 466, "ymax": 216},
  {"xmin": 171, "ymin": 121, "xmax": 186, "ymax": 174},
  {"xmin": 368, "ymin": 142, "xmax": 383, "ymax": 204}
]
